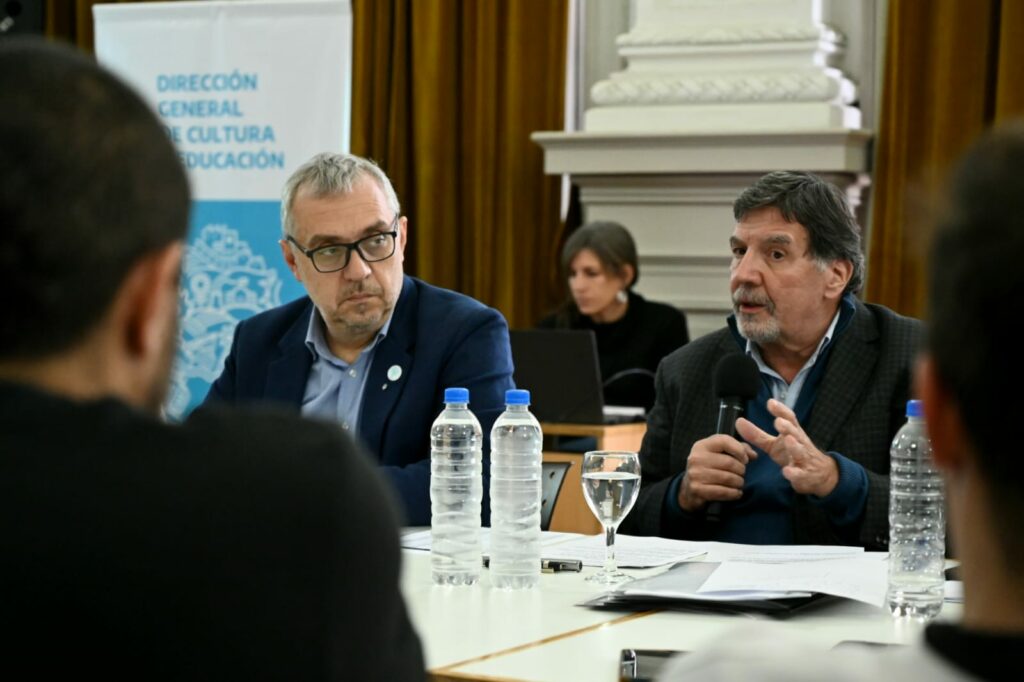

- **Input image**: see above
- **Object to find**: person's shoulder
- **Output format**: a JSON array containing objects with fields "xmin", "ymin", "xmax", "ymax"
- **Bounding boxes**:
[
  {"xmin": 857, "ymin": 301, "xmax": 924, "ymax": 345},
  {"xmin": 659, "ymin": 623, "xmax": 962, "ymax": 682},
  {"xmin": 182, "ymin": 404, "xmax": 378, "ymax": 492},
  {"xmin": 409, "ymin": 276, "xmax": 483, "ymax": 307},
  {"xmin": 173, "ymin": 407, "xmax": 404, "ymax": 586},
  {"xmin": 626, "ymin": 292, "xmax": 686, "ymax": 332},
  {"xmin": 860, "ymin": 300, "xmax": 921, "ymax": 327},
  {"xmin": 662, "ymin": 644, "xmax": 954, "ymax": 682},
  {"xmin": 235, "ymin": 297, "xmax": 312, "ymax": 336},
  {"xmin": 633, "ymin": 293, "xmax": 684, "ymax": 319},
  {"xmin": 536, "ymin": 311, "xmax": 561, "ymax": 329},
  {"xmin": 408, "ymin": 276, "xmax": 501, "ymax": 322},
  {"xmin": 661, "ymin": 326, "xmax": 731, "ymax": 368}
]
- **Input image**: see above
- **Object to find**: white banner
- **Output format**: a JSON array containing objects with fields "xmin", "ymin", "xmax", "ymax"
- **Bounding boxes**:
[{"xmin": 94, "ymin": 0, "xmax": 352, "ymax": 417}]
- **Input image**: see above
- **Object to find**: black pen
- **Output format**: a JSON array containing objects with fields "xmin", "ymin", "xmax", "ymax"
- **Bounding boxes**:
[
  {"xmin": 541, "ymin": 558, "xmax": 582, "ymax": 573},
  {"xmin": 482, "ymin": 557, "xmax": 583, "ymax": 573}
]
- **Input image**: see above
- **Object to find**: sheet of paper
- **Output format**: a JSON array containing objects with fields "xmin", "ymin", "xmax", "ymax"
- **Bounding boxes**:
[
  {"xmin": 698, "ymin": 556, "xmax": 888, "ymax": 606},
  {"xmin": 400, "ymin": 529, "xmax": 433, "ymax": 551},
  {"xmin": 620, "ymin": 561, "xmax": 811, "ymax": 601},
  {"xmin": 401, "ymin": 532, "xmax": 865, "ymax": 569},
  {"xmin": 700, "ymin": 543, "xmax": 867, "ymax": 563},
  {"xmin": 543, "ymin": 533, "xmax": 705, "ymax": 568}
]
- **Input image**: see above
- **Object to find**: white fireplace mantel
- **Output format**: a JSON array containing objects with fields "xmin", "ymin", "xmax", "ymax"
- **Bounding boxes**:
[
  {"xmin": 533, "ymin": 129, "xmax": 871, "ymax": 175},
  {"xmin": 532, "ymin": 129, "xmax": 871, "ymax": 338}
]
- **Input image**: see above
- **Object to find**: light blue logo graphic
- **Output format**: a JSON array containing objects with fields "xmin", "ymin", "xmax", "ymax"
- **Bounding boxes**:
[{"xmin": 166, "ymin": 201, "xmax": 306, "ymax": 419}]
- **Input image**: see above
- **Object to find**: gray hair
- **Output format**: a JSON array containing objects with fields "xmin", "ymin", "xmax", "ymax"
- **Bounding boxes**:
[
  {"xmin": 733, "ymin": 171, "xmax": 864, "ymax": 294},
  {"xmin": 280, "ymin": 152, "xmax": 401, "ymax": 236}
]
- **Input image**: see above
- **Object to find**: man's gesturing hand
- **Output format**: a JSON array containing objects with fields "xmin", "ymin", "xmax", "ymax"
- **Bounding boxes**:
[
  {"xmin": 734, "ymin": 398, "xmax": 839, "ymax": 498},
  {"xmin": 678, "ymin": 435, "xmax": 758, "ymax": 512}
]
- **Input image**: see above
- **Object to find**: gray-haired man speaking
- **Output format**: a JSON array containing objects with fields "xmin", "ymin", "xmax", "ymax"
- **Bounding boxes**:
[{"xmin": 621, "ymin": 172, "xmax": 921, "ymax": 549}]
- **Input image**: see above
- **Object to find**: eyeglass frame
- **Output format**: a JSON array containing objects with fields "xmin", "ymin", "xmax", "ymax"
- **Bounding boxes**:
[{"xmin": 284, "ymin": 213, "xmax": 401, "ymax": 273}]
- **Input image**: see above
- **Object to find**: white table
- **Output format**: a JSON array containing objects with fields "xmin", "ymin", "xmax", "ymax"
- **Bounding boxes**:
[{"xmin": 399, "ymin": 548, "xmax": 960, "ymax": 682}]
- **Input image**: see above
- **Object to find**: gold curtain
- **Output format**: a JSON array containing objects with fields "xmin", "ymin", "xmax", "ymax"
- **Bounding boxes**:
[
  {"xmin": 866, "ymin": 0, "xmax": 1024, "ymax": 316},
  {"xmin": 44, "ymin": 0, "xmax": 163, "ymax": 50},
  {"xmin": 352, "ymin": 0, "xmax": 568, "ymax": 329}
]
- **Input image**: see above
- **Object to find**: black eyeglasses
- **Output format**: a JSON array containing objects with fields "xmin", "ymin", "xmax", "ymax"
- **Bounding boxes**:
[{"xmin": 286, "ymin": 214, "xmax": 400, "ymax": 273}]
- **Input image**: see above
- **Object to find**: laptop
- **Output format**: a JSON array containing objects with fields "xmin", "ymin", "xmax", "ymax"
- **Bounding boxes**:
[{"xmin": 509, "ymin": 329, "xmax": 645, "ymax": 425}]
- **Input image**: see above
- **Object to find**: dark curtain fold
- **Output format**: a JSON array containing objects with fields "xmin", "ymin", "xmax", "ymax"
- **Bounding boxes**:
[
  {"xmin": 867, "ymin": 0, "xmax": 1024, "ymax": 317},
  {"xmin": 352, "ymin": 0, "xmax": 568, "ymax": 329},
  {"xmin": 44, "ymin": 0, "xmax": 164, "ymax": 50}
]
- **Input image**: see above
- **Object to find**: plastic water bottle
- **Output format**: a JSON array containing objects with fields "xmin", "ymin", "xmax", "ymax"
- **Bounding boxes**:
[
  {"xmin": 886, "ymin": 399, "xmax": 945, "ymax": 618},
  {"xmin": 430, "ymin": 387, "xmax": 483, "ymax": 586},
  {"xmin": 489, "ymin": 389, "xmax": 543, "ymax": 589}
]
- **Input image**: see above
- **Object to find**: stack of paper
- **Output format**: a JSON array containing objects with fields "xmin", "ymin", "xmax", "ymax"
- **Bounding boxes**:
[
  {"xmin": 405, "ymin": 529, "xmax": 888, "ymax": 605},
  {"xmin": 608, "ymin": 549, "xmax": 888, "ymax": 609},
  {"xmin": 696, "ymin": 554, "xmax": 888, "ymax": 605}
]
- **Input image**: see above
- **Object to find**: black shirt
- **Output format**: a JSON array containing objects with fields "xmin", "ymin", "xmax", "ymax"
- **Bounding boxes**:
[
  {"xmin": 0, "ymin": 380, "xmax": 425, "ymax": 680},
  {"xmin": 539, "ymin": 291, "xmax": 689, "ymax": 408}
]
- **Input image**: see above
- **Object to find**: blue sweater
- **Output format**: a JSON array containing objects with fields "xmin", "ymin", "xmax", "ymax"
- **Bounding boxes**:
[{"xmin": 664, "ymin": 296, "xmax": 869, "ymax": 544}]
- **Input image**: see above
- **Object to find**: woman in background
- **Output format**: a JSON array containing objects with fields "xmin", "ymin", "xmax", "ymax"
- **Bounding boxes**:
[{"xmin": 538, "ymin": 221, "xmax": 689, "ymax": 410}]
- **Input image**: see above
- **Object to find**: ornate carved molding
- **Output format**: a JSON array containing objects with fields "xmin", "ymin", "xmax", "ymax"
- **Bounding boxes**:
[
  {"xmin": 591, "ymin": 71, "xmax": 846, "ymax": 105},
  {"xmin": 579, "ymin": 1, "xmax": 864, "ymax": 133},
  {"xmin": 617, "ymin": 23, "xmax": 844, "ymax": 47}
]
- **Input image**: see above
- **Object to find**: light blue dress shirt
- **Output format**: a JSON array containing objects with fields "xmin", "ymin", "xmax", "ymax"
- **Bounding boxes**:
[
  {"xmin": 300, "ymin": 309, "xmax": 392, "ymax": 435},
  {"xmin": 744, "ymin": 307, "xmax": 842, "ymax": 409}
]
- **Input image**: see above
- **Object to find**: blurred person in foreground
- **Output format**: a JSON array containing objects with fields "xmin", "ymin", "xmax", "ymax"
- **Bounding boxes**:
[
  {"xmin": 539, "ymin": 221, "xmax": 689, "ymax": 410},
  {"xmin": 0, "ymin": 39, "xmax": 423, "ymax": 679},
  {"xmin": 661, "ymin": 125, "xmax": 1024, "ymax": 680}
]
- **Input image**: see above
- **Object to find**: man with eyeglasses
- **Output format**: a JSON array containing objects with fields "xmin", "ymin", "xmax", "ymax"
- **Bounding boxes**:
[{"xmin": 205, "ymin": 152, "xmax": 514, "ymax": 526}]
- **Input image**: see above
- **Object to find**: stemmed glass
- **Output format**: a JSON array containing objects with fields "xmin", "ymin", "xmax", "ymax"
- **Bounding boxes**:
[{"xmin": 581, "ymin": 450, "xmax": 641, "ymax": 585}]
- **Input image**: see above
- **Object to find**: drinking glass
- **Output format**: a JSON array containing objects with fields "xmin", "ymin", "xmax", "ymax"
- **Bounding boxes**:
[{"xmin": 581, "ymin": 450, "xmax": 641, "ymax": 585}]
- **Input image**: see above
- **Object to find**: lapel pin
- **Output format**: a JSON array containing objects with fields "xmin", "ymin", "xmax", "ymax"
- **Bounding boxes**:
[{"xmin": 387, "ymin": 365, "xmax": 402, "ymax": 382}]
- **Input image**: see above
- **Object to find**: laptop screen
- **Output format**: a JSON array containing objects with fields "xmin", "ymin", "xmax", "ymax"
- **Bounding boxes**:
[{"xmin": 509, "ymin": 329, "xmax": 606, "ymax": 424}]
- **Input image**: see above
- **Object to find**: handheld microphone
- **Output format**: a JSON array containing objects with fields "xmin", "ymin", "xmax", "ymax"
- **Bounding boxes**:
[
  {"xmin": 714, "ymin": 354, "xmax": 761, "ymax": 436},
  {"xmin": 705, "ymin": 354, "xmax": 761, "ymax": 521}
]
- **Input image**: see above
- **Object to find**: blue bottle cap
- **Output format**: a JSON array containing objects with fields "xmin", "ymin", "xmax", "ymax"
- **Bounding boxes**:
[
  {"xmin": 505, "ymin": 389, "xmax": 530, "ymax": 405},
  {"xmin": 444, "ymin": 387, "xmax": 469, "ymax": 404},
  {"xmin": 906, "ymin": 399, "xmax": 923, "ymax": 417}
]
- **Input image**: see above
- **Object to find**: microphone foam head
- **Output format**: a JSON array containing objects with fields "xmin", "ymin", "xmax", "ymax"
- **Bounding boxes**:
[{"xmin": 713, "ymin": 354, "xmax": 761, "ymax": 399}]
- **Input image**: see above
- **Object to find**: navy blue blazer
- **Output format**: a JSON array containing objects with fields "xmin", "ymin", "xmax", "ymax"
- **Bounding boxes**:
[{"xmin": 204, "ymin": 275, "xmax": 515, "ymax": 525}]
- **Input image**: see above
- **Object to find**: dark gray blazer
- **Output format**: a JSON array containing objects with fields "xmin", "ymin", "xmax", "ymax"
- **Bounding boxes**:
[{"xmin": 620, "ymin": 301, "xmax": 922, "ymax": 550}]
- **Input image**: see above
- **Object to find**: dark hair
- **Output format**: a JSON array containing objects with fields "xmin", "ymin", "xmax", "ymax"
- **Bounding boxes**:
[
  {"xmin": 733, "ymin": 171, "xmax": 864, "ymax": 294},
  {"xmin": 0, "ymin": 39, "xmax": 190, "ymax": 359},
  {"xmin": 928, "ymin": 123, "xmax": 1024, "ymax": 568},
  {"xmin": 561, "ymin": 221, "xmax": 639, "ymax": 287}
]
